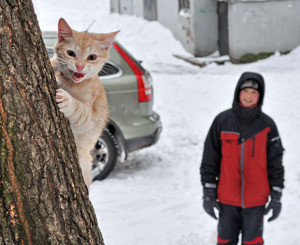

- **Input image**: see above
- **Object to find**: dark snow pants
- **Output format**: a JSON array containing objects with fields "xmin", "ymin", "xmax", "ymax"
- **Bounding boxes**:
[{"xmin": 217, "ymin": 203, "xmax": 265, "ymax": 245}]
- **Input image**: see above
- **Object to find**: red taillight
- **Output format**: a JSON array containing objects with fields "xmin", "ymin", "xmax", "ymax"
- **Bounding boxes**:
[{"xmin": 113, "ymin": 43, "xmax": 152, "ymax": 102}]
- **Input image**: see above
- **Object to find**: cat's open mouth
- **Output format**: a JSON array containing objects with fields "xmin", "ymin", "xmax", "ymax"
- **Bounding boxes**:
[{"xmin": 72, "ymin": 72, "xmax": 85, "ymax": 82}]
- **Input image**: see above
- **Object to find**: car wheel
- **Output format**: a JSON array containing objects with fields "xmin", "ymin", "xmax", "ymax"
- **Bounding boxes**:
[{"xmin": 91, "ymin": 128, "xmax": 118, "ymax": 181}]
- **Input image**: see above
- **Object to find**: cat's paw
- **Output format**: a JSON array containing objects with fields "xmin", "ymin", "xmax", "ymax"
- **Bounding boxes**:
[{"xmin": 56, "ymin": 89, "xmax": 72, "ymax": 113}]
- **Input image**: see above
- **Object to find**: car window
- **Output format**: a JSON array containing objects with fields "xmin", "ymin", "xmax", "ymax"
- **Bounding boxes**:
[
  {"xmin": 46, "ymin": 47, "xmax": 55, "ymax": 58},
  {"xmin": 98, "ymin": 61, "xmax": 122, "ymax": 79}
]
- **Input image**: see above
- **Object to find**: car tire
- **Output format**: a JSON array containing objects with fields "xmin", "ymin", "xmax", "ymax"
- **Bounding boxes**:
[{"xmin": 91, "ymin": 128, "xmax": 118, "ymax": 181}]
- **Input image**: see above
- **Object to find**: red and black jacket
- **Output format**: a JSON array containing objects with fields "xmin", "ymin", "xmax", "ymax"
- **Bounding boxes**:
[{"xmin": 200, "ymin": 72, "xmax": 284, "ymax": 208}]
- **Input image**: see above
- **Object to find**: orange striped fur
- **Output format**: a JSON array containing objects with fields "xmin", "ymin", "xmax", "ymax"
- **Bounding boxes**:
[{"xmin": 51, "ymin": 18, "xmax": 118, "ymax": 188}]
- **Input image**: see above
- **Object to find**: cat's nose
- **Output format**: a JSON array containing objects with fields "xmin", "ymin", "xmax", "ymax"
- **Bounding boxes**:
[{"xmin": 76, "ymin": 65, "xmax": 85, "ymax": 73}]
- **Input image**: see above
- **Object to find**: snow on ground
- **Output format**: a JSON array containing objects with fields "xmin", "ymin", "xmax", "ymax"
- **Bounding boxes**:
[{"xmin": 33, "ymin": 1, "xmax": 300, "ymax": 244}]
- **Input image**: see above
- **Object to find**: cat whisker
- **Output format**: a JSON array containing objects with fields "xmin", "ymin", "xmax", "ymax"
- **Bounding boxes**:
[
  {"xmin": 57, "ymin": 57, "xmax": 68, "ymax": 64},
  {"xmin": 60, "ymin": 67, "xmax": 71, "ymax": 74},
  {"xmin": 61, "ymin": 67, "xmax": 68, "ymax": 72},
  {"xmin": 56, "ymin": 56, "xmax": 67, "ymax": 61}
]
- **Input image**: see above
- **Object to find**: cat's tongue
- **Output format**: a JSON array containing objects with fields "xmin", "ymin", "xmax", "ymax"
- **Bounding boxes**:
[{"xmin": 74, "ymin": 72, "xmax": 85, "ymax": 81}]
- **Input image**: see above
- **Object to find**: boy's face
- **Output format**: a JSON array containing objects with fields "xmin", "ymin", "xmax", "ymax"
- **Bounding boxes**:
[{"xmin": 239, "ymin": 88, "xmax": 260, "ymax": 108}]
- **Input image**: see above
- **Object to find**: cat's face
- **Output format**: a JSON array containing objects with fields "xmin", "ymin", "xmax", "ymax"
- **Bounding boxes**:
[{"xmin": 54, "ymin": 18, "xmax": 119, "ymax": 83}]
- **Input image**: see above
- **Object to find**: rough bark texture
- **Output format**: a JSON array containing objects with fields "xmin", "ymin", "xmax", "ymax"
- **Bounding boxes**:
[{"xmin": 0, "ymin": 1, "xmax": 104, "ymax": 244}]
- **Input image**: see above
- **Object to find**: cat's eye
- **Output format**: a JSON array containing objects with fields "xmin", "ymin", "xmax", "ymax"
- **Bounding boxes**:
[
  {"xmin": 87, "ymin": 54, "xmax": 98, "ymax": 61},
  {"xmin": 67, "ymin": 50, "xmax": 76, "ymax": 57}
]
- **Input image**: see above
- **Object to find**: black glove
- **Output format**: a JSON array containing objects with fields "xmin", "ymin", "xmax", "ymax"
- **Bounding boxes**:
[
  {"xmin": 264, "ymin": 187, "xmax": 282, "ymax": 222},
  {"xmin": 203, "ymin": 186, "xmax": 220, "ymax": 220}
]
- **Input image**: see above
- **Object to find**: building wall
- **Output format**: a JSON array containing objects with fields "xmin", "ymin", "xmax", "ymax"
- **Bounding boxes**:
[
  {"xmin": 120, "ymin": 0, "xmax": 133, "ymax": 14},
  {"xmin": 227, "ymin": 0, "xmax": 300, "ymax": 61},
  {"xmin": 156, "ymin": 0, "xmax": 181, "ymax": 39},
  {"xmin": 111, "ymin": 0, "xmax": 300, "ymax": 60},
  {"xmin": 111, "ymin": 0, "xmax": 218, "ymax": 56},
  {"xmin": 192, "ymin": 0, "xmax": 218, "ymax": 56},
  {"xmin": 143, "ymin": 0, "xmax": 157, "ymax": 20},
  {"xmin": 110, "ymin": 0, "xmax": 120, "ymax": 13},
  {"xmin": 132, "ymin": 0, "xmax": 144, "ymax": 18},
  {"xmin": 156, "ymin": 0, "xmax": 218, "ymax": 56}
]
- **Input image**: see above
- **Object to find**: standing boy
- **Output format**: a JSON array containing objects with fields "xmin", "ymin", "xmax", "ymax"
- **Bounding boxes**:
[{"xmin": 200, "ymin": 72, "xmax": 284, "ymax": 245}]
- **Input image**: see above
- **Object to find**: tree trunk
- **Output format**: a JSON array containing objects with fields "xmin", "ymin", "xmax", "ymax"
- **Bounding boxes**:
[{"xmin": 0, "ymin": 1, "xmax": 104, "ymax": 244}]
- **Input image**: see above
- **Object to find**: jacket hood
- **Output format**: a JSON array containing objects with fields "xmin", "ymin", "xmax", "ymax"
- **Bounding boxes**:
[
  {"xmin": 233, "ymin": 72, "xmax": 265, "ymax": 108},
  {"xmin": 232, "ymin": 72, "xmax": 265, "ymax": 123}
]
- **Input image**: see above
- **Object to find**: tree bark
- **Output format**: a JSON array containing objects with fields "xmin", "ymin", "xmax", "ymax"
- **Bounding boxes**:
[{"xmin": 0, "ymin": 1, "xmax": 104, "ymax": 244}]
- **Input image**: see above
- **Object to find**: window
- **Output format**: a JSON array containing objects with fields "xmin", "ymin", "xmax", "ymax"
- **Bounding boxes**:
[
  {"xmin": 179, "ymin": 0, "xmax": 190, "ymax": 11},
  {"xmin": 178, "ymin": 0, "xmax": 190, "ymax": 17},
  {"xmin": 99, "ymin": 61, "xmax": 122, "ymax": 79},
  {"xmin": 46, "ymin": 47, "xmax": 55, "ymax": 58}
]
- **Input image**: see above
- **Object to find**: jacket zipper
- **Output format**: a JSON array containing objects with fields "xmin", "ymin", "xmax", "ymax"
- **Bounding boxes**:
[
  {"xmin": 240, "ymin": 138, "xmax": 245, "ymax": 208},
  {"xmin": 252, "ymin": 136, "xmax": 255, "ymax": 157}
]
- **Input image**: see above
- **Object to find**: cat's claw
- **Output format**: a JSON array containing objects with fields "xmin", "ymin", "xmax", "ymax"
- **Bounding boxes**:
[{"xmin": 56, "ymin": 89, "xmax": 71, "ymax": 112}]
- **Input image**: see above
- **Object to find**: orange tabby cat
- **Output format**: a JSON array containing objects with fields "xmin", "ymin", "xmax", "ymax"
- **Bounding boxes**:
[{"xmin": 51, "ymin": 18, "xmax": 118, "ymax": 188}]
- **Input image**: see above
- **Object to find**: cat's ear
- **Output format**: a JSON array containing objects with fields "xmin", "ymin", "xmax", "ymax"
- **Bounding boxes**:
[
  {"xmin": 98, "ymin": 30, "xmax": 120, "ymax": 50},
  {"xmin": 58, "ymin": 18, "xmax": 73, "ymax": 42}
]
